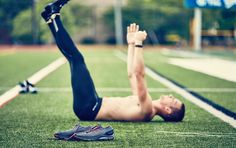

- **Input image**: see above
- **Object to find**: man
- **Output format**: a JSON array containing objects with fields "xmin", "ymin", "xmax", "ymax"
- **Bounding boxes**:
[{"xmin": 41, "ymin": 0, "xmax": 185, "ymax": 123}]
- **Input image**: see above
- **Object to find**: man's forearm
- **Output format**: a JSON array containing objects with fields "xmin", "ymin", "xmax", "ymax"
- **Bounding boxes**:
[
  {"xmin": 134, "ymin": 41, "xmax": 145, "ymax": 77},
  {"xmin": 127, "ymin": 44, "xmax": 135, "ymax": 77},
  {"xmin": 133, "ymin": 41, "xmax": 153, "ymax": 116},
  {"xmin": 127, "ymin": 44, "xmax": 138, "ymax": 95},
  {"xmin": 133, "ymin": 41, "xmax": 147, "ymax": 101}
]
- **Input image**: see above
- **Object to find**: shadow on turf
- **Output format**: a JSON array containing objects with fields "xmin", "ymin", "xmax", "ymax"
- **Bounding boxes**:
[{"xmin": 47, "ymin": 137, "xmax": 115, "ymax": 142}]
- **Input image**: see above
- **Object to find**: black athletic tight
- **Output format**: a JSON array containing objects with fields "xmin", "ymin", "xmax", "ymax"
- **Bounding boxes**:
[{"xmin": 47, "ymin": 15, "xmax": 102, "ymax": 120}]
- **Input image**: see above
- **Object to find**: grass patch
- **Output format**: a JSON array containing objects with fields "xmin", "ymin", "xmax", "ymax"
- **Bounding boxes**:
[
  {"xmin": 0, "ymin": 49, "xmax": 235, "ymax": 147},
  {"xmin": 144, "ymin": 50, "xmax": 236, "ymax": 113}
]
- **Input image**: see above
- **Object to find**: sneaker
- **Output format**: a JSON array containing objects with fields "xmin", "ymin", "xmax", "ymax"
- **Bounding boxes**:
[
  {"xmin": 26, "ymin": 81, "xmax": 38, "ymax": 94},
  {"xmin": 19, "ymin": 81, "xmax": 28, "ymax": 94},
  {"xmin": 73, "ymin": 125, "xmax": 114, "ymax": 141},
  {"xmin": 41, "ymin": 10, "xmax": 51, "ymax": 22},
  {"xmin": 44, "ymin": 0, "xmax": 70, "ymax": 16},
  {"xmin": 54, "ymin": 124, "xmax": 92, "ymax": 140}
]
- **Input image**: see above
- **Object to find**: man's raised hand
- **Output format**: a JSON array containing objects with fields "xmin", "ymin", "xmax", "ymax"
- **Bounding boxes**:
[
  {"xmin": 134, "ymin": 31, "xmax": 147, "ymax": 45},
  {"xmin": 127, "ymin": 23, "xmax": 139, "ymax": 45}
]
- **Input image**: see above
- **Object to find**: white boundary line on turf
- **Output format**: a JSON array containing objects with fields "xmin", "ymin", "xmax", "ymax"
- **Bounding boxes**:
[
  {"xmin": 115, "ymin": 51, "xmax": 236, "ymax": 128},
  {"xmin": 1, "ymin": 87, "xmax": 236, "ymax": 93},
  {"xmin": 126, "ymin": 130, "xmax": 236, "ymax": 138},
  {"xmin": 0, "ymin": 57, "xmax": 67, "ymax": 108}
]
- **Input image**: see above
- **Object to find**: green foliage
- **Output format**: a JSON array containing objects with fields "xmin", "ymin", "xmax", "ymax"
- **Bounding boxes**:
[
  {"xmin": 38, "ymin": 1, "xmax": 93, "ymax": 44},
  {"xmin": 0, "ymin": 0, "xmax": 32, "ymax": 24},
  {"xmin": 0, "ymin": 0, "xmax": 32, "ymax": 43},
  {"xmin": 202, "ymin": 9, "xmax": 236, "ymax": 30},
  {"xmin": 103, "ymin": 0, "xmax": 191, "ymax": 44},
  {"xmin": 1, "ymin": 0, "xmax": 236, "ymax": 44},
  {"xmin": 103, "ymin": 0, "xmax": 236, "ymax": 44},
  {"xmin": 11, "ymin": 9, "xmax": 32, "ymax": 44},
  {"xmin": 11, "ymin": 1, "xmax": 92, "ymax": 44}
]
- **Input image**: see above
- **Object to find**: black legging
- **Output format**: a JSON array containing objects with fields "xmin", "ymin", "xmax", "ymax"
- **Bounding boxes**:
[{"xmin": 47, "ymin": 15, "xmax": 102, "ymax": 120}]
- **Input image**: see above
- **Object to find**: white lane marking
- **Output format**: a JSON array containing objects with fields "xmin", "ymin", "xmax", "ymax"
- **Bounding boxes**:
[
  {"xmin": 126, "ymin": 130, "xmax": 236, "ymax": 138},
  {"xmin": 161, "ymin": 48, "xmax": 211, "ymax": 58},
  {"xmin": 0, "ymin": 57, "xmax": 67, "ymax": 108},
  {"xmin": 1, "ymin": 87, "xmax": 236, "ymax": 93},
  {"xmin": 115, "ymin": 51, "xmax": 236, "ymax": 128},
  {"xmin": 3, "ymin": 87, "xmax": 173, "ymax": 93},
  {"xmin": 169, "ymin": 58, "xmax": 236, "ymax": 83}
]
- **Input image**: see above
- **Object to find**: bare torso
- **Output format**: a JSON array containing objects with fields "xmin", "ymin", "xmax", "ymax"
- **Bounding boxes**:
[{"xmin": 95, "ymin": 95, "xmax": 155, "ymax": 121}]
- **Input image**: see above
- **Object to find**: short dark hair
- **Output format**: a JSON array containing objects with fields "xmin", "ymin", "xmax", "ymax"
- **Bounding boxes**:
[{"xmin": 160, "ymin": 104, "xmax": 185, "ymax": 122}]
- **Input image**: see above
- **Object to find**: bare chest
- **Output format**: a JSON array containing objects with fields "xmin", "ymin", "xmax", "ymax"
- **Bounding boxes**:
[{"xmin": 96, "ymin": 96, "xmax": 147, "ymax": 121}]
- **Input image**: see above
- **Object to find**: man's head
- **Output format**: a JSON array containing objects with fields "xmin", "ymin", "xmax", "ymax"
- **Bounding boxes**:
[{"xmin": 157, "ymin": 95, "xmax": 185, "ymax": 122}]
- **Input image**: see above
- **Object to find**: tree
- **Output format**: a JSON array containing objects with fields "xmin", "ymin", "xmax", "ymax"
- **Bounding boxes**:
[
  {"xmin": 103, "ymin": 0, "xmax": 236, "ymax": 45},
  {"xmin": 0, "ymin": 0, "xmax": 32, "ymax": 43},
  {"xmin": 12, "ymin": 1, "xmax": 92, "ymax": 44},
  {"xmin": 103, "ymin": 0, "xmax": 191, "ymax": 44}
]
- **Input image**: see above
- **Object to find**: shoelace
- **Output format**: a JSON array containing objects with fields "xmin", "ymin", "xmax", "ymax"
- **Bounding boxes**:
[
  {"xmin": 86, "ymin": 125, "xmax": 102, "ymax": 133},
  {"xmin": 73, "ymin": 123, "xmax": 81, "ymax": 130},
  {"xmin": 66, "ymin": 124, "xmax": 100, "ymax": 141}
]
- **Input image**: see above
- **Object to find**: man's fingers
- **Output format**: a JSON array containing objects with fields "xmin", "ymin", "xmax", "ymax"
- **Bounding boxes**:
[
  {"xmin": 136, "ymin": 25, "xmax": 139, "ymax": 32},
  {"xmin": 142, "ymin": 30, "xmax": 147, "ymax": 36},
  {"xmin": 128, "ymin": 23, "xmax": 140, "ymax": 33},
  {"xmin": 144, "ymin": 30, "xmax": 147, "ymax": 35},
  {"xmin": 127, "ymin": 26, "xmax": 130, "ymax": 33},
  {"xmin": 131, "ymin": 23, "xmax": 135, "ymax": 32},
  {"xmin": 133, "ymin": 23, "xmax": 137, "ymax": 32},
  {"xmin": 129, "ymin": 24, "xmax": 132, "ymax": 32}
]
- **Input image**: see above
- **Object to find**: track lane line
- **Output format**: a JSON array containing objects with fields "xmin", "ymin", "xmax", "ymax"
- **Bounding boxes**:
[
  {"xmin": 1, "ymin": 87, "xmax": 236, "ymax": 93},
  {"xmin": 0, "ymin": 57, "xmax": 67, "ymax": 108}
]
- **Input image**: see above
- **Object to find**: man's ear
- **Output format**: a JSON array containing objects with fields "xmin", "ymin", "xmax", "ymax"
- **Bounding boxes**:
[{"xmin": 164, "ymin": 106, "xmax": 172, "ymax": 114}]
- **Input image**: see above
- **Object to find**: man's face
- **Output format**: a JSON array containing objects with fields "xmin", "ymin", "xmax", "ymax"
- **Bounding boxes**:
[{"xmin": 159, "ymin": 95, "xmax": 182, "ymax": 110}]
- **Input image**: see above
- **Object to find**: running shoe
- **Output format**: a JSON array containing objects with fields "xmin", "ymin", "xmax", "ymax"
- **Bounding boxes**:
[
  {"xmin": 26, "ymin": 80, "xmax": 38, "ymax": 94},
  {"xmin": 41, "ymin": 0, "xmax": 70, "ymax": 22},
  {"xmin": 73, "ymin": 125, "xmax": 114, "ymax": 141},
  {"xmin": 19, "ymin": 81, "xmax": 28, "ymax": 94},
  {"xmin": 45, "ymin": 0, "xmax": 70, "ymax": 15},
  {"xmin": 54, "ymin": 123, "xmax": 92, "ymax": 140},
  {"xmin": 41, "ymin": 10, "xmax": 51, "ymax": 22}
]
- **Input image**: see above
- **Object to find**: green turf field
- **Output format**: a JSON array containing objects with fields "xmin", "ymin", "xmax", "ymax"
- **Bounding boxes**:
[
  {"xmin": 0, "ymin": 48, "xmax": 235, "ymax": 147},
  {"xmin": 145, "ymin": 50, "xmax": 236, "ymax": 113}
]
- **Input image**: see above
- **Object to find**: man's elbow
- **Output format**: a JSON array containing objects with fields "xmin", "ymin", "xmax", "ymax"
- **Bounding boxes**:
[
  {"xmin": 134, "ymin": 68, "xmax": 145, "ymax": 78},
  {"xmin": 128, "ymin": 71, "xmax": 134, "ymax": 79},
  {"xmin": 138, "ymin": 89, "xmax": 147, "ymax": 100}
]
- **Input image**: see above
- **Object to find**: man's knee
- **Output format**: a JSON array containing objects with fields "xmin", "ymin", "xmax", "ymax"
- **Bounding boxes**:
[{"xmin": 72, "ymin": 50, "xmax": 85, "ymax": 64}]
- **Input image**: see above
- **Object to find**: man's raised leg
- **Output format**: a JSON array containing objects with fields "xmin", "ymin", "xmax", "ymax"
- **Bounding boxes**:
[{"xmin": 41, "ymin": 1, "xmax": 102, "ymax": 120}]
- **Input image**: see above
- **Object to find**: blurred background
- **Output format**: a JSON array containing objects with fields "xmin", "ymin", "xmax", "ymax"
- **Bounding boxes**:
[{"xmin": 0, "ymin": 0, "xmax": 235, "ymax": 49}]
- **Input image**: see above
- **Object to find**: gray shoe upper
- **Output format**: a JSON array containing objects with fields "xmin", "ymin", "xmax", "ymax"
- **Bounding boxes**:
[
  {"xmin": 54, "ymin": 124, "xmax": 92, "ymax": 140},
  {"xmin": 74, "ymin": 125, "xmax": 114, "ymax": 140}
]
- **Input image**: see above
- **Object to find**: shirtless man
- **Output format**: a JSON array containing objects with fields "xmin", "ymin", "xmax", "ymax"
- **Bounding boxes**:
[{"xmin": 41, "ymin": 0, "xmax": 185, "ymax": 123}]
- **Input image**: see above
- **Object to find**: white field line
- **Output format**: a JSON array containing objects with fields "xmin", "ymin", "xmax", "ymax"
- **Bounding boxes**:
[
  {"xmin": 1, "ymin": 87, "xmax": 236, "ymax": 93},
  {"xmin": 169, "ymin": 58, "xmax": 236, "ymax": 83},
  {"xmin": 126, "ymin": 130, "xmax": 236, "ymax": 138},
  {"xmin": 0, "ymin": 57, "xmax": 67, "ymax": 108},
  {"xmin": 161, "ymin": 48, "xmax": 211, "ymax": 58},
  {"xmin": 115, "ymin": 51, "xmax": 236, "ymax": 128}
]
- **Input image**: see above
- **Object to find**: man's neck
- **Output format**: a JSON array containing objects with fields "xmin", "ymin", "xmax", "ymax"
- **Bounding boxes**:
[{"xmin": 152, "ymin": 99, "xmax": 162, "ymax": 116}]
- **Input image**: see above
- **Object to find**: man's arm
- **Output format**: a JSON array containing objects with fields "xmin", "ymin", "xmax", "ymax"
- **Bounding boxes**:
[
  {"xmin": 133, "ymin": 30, "xmax": 153, "ymax": 116},
  {"xmin": 126, "ymin": 23, "xmax": 139, "ymax": 95}
]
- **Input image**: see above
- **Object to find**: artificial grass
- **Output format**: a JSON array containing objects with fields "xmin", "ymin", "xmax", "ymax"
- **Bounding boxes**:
[
  {"xmin": 0, "ymin": 49, "xmax": 235, "ymax": 147},
  {"xmin": 0, "ymin": 50, "xmax": 61, "ymax": 95},
  {"xmin": 144, "ymin": 50, "xmax": 236, "ymax": 113}
]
